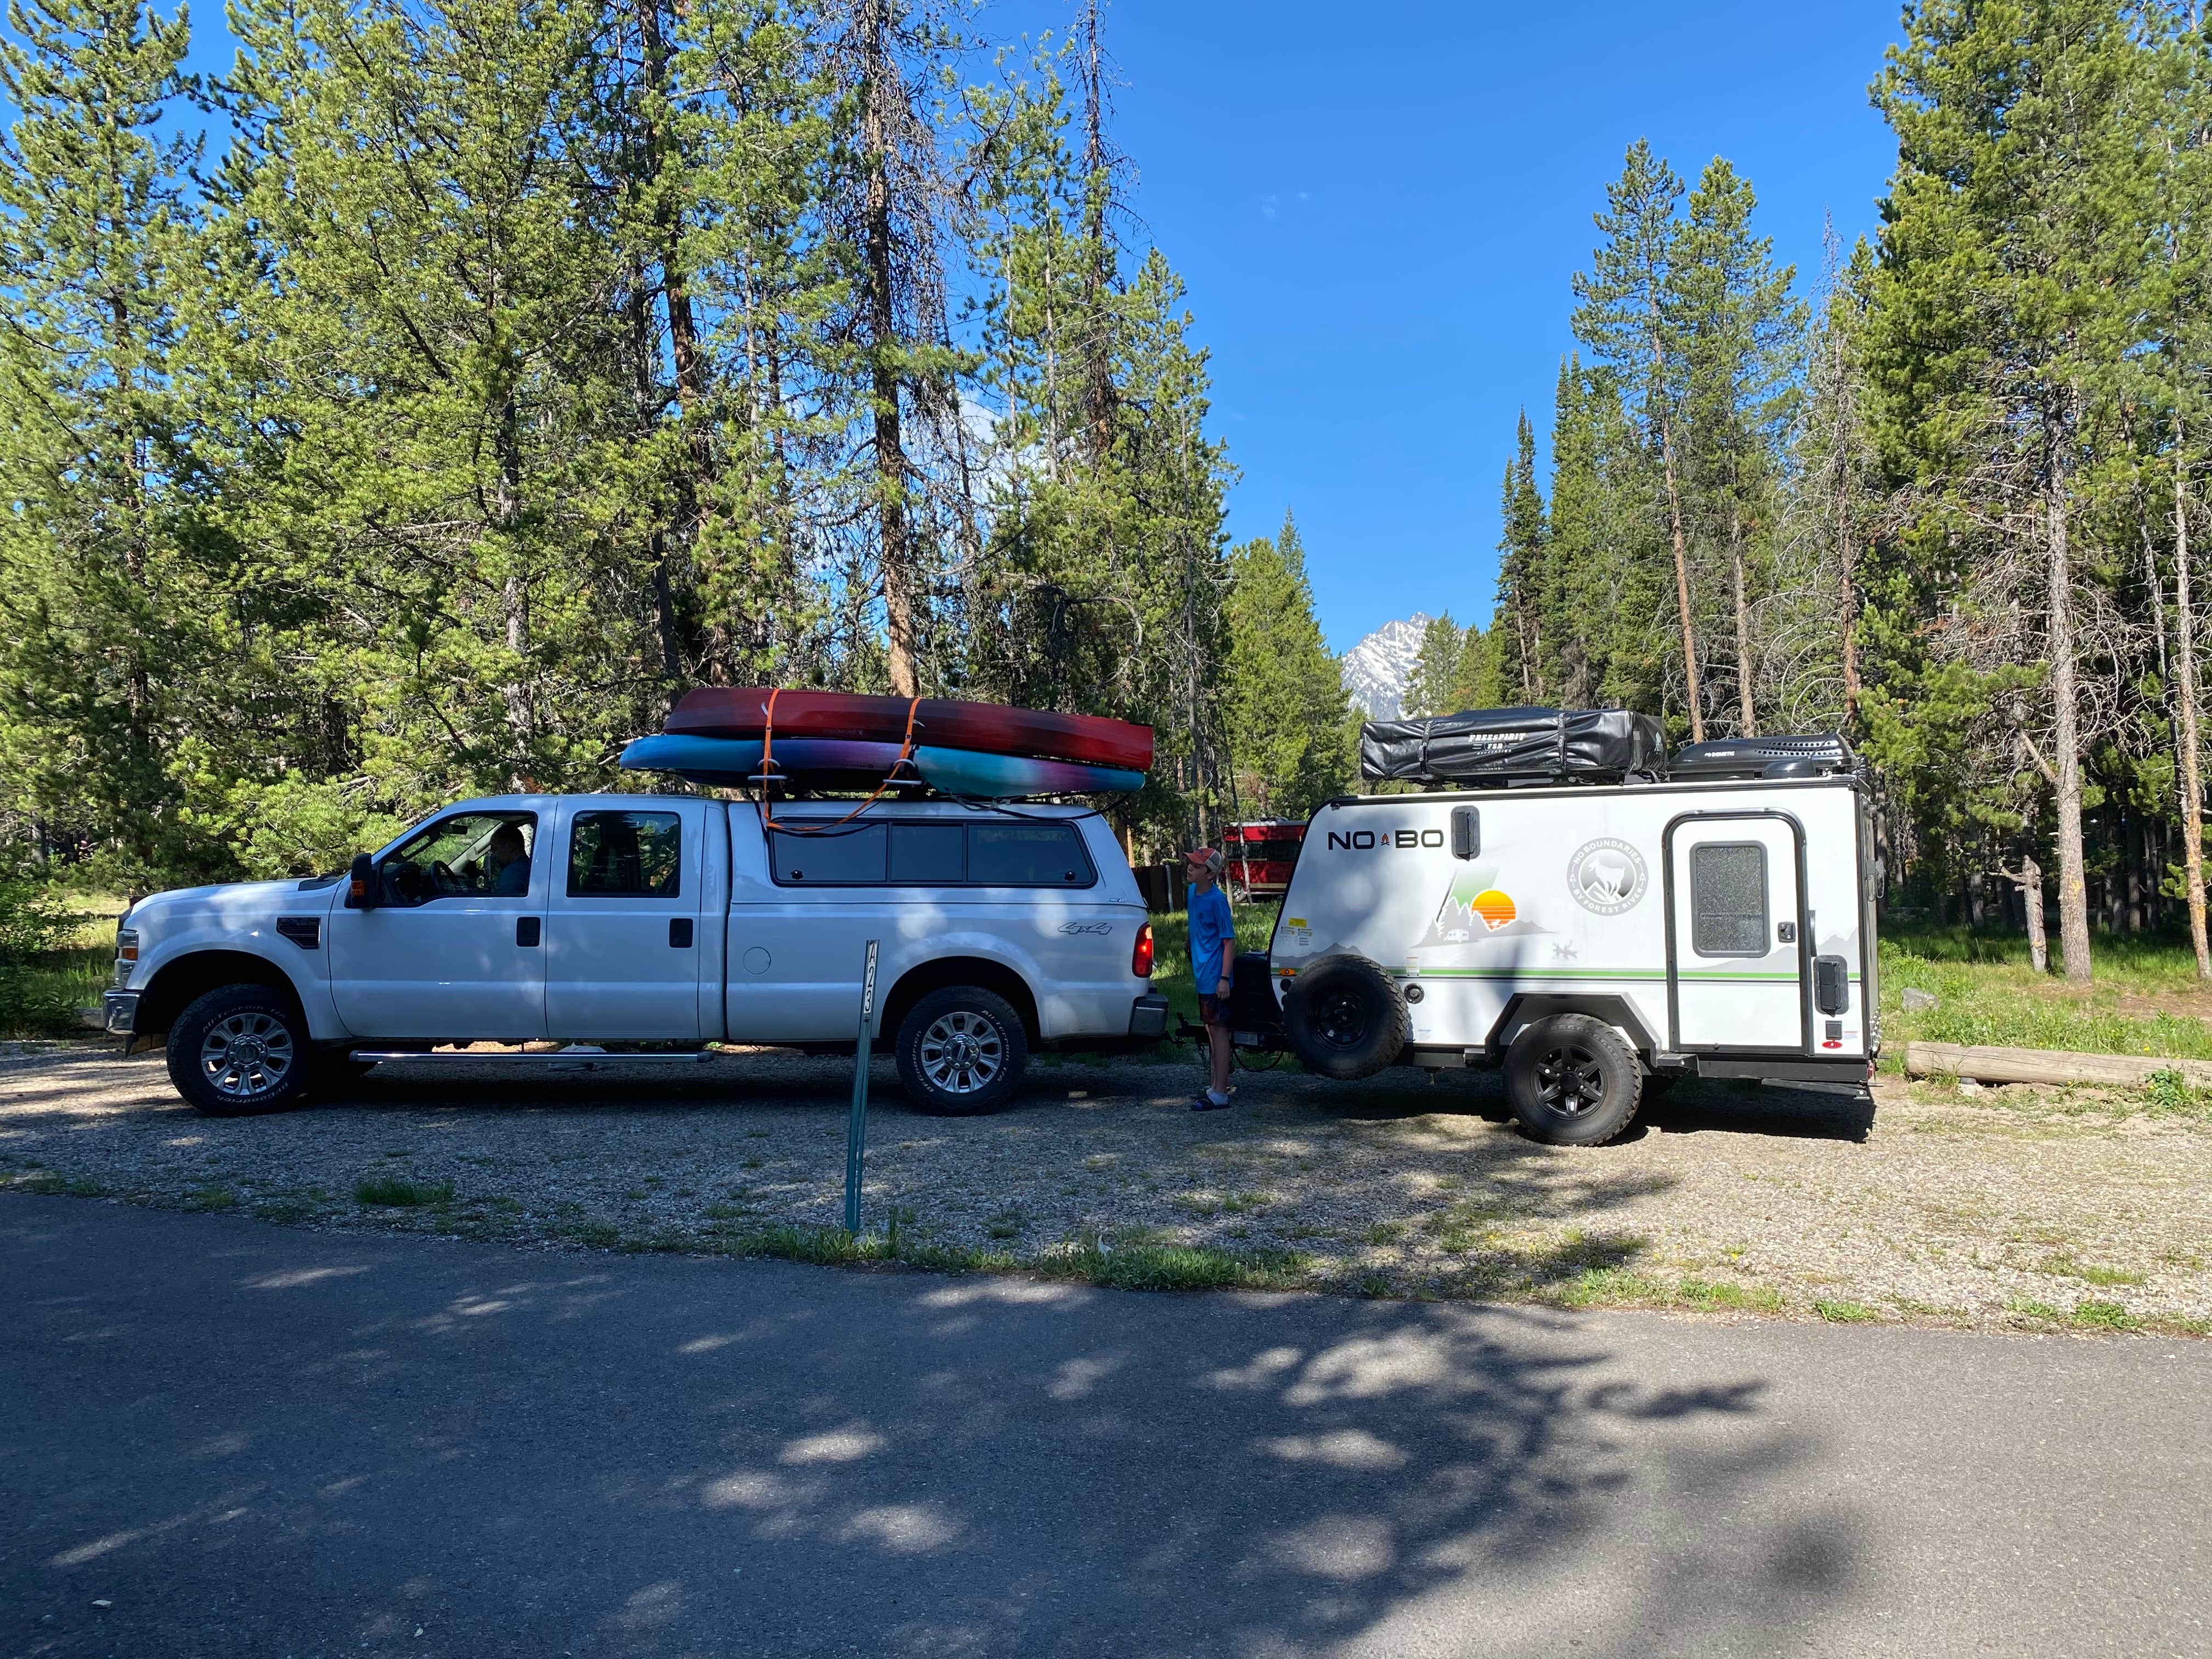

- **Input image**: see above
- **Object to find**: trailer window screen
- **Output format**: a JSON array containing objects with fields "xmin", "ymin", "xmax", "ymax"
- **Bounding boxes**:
[
  {"xmin": 1690, "ymin": 842, "xmax": 1769, "ymax": 956},
  {"xmin": 771, "ymin": 824, "xmax": 886, "ymax": 884}
]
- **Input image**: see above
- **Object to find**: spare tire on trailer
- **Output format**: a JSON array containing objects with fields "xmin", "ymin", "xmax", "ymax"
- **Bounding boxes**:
[{"xmin": 1282, "ymin": 955, "xmax": 1409, "ymax": 1080}]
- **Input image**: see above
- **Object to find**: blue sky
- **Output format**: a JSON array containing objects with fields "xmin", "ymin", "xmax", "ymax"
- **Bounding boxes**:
[
  {"xmin": 156, "ymin": 1, "xmax": 1905, "ymax": 656},
  {"xmin": 994, "ymin": 0, "xmax": 1904, "ymax": 652}
]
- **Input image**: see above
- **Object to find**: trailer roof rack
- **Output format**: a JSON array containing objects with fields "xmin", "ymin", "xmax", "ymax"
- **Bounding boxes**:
[
  {"xmin": 1359, "ymin": 706, "xmax": 1667, "ymax": 788},
  {"xmin": 1668, "ymin": 734, "xmax": 1856, "ymax": 780}
]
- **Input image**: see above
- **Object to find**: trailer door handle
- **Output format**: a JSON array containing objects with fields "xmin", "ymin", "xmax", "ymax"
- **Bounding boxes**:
[
  {"xmin": 669, "ymin": 917, "xmax": 693, "ymax": 949},
  {"xmin": 516, "ymin": 916, "xmax": 540, "ymax": 947}
]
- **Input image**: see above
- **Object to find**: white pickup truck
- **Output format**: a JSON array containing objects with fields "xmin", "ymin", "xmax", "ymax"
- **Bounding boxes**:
[{"xmin": 103, "ymin": 794, "xmax": 1167, "ymax": 1118}]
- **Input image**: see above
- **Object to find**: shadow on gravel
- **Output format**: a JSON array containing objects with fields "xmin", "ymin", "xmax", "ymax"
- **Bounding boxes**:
[{"xmin": 1, "ymin": 1199, "xmax": 1872, "ymax": 1658}]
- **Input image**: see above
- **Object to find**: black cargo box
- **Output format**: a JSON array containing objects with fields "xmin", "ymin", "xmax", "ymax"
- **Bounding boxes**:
[
  {"xmin": 1359, "ymin": 706, "xmax": 1667, "ymax": 785},
  {"xmin": 1669, "ymin": 733, "xmax": 1855, "ymax": 780}
]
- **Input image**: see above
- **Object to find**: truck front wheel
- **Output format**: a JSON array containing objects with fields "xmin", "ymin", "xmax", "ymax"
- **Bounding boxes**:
[
  {"xmin": 895, "ymin": 986, "xmax": 1028, "ymax": 1116},
  {"xmin": 167, "ymin": 984, "xmax": 314, "ymax": 1118},
  {"xmin": 1503, "ymin": 1013, "xmax": 1642, "ymax": 1146}
]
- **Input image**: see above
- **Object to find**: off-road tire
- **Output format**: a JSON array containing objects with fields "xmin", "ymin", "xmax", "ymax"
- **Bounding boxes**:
[
  {"xmin": 895, "ymin": 986, "xmax": 1029, "ymax": 1116},
  {"xmin": 167, "ymin": 984, "xmax": 313, "ymax": 1118},
  {"xmin": 1504, "ymin": 1013, "xmax": 1642, "ymax": 1146},
  {"xmin": 1281, "ymin": 954, "xmax": 1409, "ymax": 1081}
]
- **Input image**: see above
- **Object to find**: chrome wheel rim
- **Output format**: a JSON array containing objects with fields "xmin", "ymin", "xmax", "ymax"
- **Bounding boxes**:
[
  {"xmin": 200, "ymin": 1012, "xmax": 294, "ymax": 1100},
  {"xmin": 918, "ymin": 1011, "xmax": 1004, "ymax": 1096},
  {"xmin": 1533, "ymin": 1044, "xmax": 1606, "ymax": 1115}
]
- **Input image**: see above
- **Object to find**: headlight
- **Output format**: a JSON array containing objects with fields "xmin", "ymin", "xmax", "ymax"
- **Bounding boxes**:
[{"xmin": 114, "ymin": 929, "xmax": 138, "ymax": 986}]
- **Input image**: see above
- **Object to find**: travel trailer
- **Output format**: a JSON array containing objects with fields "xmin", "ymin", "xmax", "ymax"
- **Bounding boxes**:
[{"xmin": 1232, "ymin": 713, "xmax": 1878, "ymax": 1146}]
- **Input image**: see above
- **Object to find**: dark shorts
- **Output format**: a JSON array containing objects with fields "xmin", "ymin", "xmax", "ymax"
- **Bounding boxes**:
[{"xmin": 1199, "ymin": 994, "xmax": 1225, "ymax": 1025}]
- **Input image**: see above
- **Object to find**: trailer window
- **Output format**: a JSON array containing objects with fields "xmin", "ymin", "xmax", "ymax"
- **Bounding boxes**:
[{"xmin": 1690, "ymin": 842, "xmax": 1769, "ymax": 956}]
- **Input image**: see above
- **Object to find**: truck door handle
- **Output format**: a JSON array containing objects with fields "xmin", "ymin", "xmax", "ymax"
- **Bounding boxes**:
[
  {"xmin": 669, "ymin": 917, "xmax": 693, "ymax": 949},
  {"xmin": 516, "ymin": 917, "xmax": 540, "ymax": 947}
]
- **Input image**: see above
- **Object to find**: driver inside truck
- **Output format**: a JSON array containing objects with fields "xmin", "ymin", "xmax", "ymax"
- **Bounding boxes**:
[{"xmin": 486, "ymin": 822, "xmax": 532, "ymax": 895}]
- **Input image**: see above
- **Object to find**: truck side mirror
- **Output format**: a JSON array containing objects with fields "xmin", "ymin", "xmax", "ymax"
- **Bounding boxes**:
[
  {"xmin": 348, "ymin": 853, "xmax": 380, "ymax": 911},
  {"xmin": 1450, "ymin": 806, "xmax": 1480, "ymax": 860}
]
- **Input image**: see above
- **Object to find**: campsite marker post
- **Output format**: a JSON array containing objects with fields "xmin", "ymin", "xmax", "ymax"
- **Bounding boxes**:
[{"xmin": 844, "ymin": 940, "xmax": 881, "ymax": 1234}]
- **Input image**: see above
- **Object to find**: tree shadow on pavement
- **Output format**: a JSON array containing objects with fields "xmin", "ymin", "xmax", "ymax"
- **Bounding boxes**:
[{"xmin": 2, "ymin": 1199, "xmax": 1875, "ymax": 1659}]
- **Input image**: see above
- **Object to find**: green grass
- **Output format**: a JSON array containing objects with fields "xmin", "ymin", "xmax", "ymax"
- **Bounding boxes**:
[
  {"xmin": 1146, "ymin": 905, "xmax": 1279, "ymax": 1024},
  {"xmin": 0, "ymin": 895, "xmax": 126, "ymax": 1039},
  {"xmin": 1813, "ymin": 1298, "xmax": 1883, "ymax": 1323},
  {"xmin": 1038, "ymin": 1233, "xmax": 1311, "ymax": 1293},
  {"xmin": 1879, "ymin": 926, "xmax": 2212, "ymax": 1066},
  {"xmin": 353, "ymin": 1175, "xmax": 455, "ymax": 1207}
]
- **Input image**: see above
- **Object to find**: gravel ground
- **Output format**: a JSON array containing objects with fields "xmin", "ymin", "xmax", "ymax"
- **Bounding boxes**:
[{"xmin": 3, "ymin": 1043, "xmax": 2207, "ymax": 1333}]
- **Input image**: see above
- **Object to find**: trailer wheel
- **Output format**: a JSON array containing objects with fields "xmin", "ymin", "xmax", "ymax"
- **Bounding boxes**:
[
  {"xmin": 1282, "ymin": 955, "xmax": 1408, "ymax": 1080},
  {"xmin": 1504, "ymin": 1014, "xmax": 1642, "ymax": 1146},
  {"xmin": 895, "ymin": 986, "xmax": 1029, "ymax": 1116}
]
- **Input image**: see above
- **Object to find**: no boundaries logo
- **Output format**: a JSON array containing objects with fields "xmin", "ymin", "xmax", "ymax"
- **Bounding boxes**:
[{"xmin": 1567, "ymin": 837, "xmax": 1647, "ymax": 915}]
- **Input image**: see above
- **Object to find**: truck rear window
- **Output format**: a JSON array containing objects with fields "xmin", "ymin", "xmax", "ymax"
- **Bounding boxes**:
[{"xmin": 770, "ymin": 822, "xmax": 1096, "ymax": 888}]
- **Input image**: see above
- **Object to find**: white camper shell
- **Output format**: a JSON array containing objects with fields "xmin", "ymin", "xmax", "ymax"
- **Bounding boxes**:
[{"xmin": 1254, "ymin": 769, "xmax": 1879, "ymax": 1146}]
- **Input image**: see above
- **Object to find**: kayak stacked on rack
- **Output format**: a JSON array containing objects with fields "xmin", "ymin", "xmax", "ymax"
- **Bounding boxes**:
[{"xmin": 618, "ymin": 689, "xmax": 1152, "ymax": 799}]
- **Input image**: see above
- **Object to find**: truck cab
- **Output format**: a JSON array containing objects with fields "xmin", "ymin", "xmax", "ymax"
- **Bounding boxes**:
[{"xmin": 106, "ymin": 794, "xmax": 1166, "ymax": 1119}]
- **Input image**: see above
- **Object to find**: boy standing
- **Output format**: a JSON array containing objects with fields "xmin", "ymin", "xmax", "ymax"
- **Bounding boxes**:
[{"xmin": 1185, "ymin": 847, "xmax": 1237, "ymax": 1111}]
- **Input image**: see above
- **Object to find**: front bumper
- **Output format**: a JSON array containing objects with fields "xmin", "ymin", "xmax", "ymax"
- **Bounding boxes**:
[
  {"xmin": 1127, "ymin": 994, "xmax": 1170, "ymax": 1039},
  {"xmin": 100, "ymin": 991, "xmax": 139, "ymax": 1036}
]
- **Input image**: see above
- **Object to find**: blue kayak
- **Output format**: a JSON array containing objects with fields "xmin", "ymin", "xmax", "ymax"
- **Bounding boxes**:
[{"xmin": 618, "ymin": 733, "xmax": 1142, "ymax": 797}]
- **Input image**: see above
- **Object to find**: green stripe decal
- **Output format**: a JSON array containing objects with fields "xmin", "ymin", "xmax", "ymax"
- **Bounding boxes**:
[{"xmin": 1379, "ymin": 967, "xmax": 1858, "ymax": 984}]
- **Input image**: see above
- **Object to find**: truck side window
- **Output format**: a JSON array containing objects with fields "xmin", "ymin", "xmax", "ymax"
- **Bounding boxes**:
[
  {"xmin": 568, "ymin": 811, "xmax": 681, "ymax": 898},
  {"xmin": 379, "ymin": 812, "xmax": 538, "ymax": 907},
  {"xmin": 889, "ymin": 823, "xmax": 964, "ymax": 883},
  {"xmin": 967, "ymin": 825, "xmax": 1095, "ymax": 887},
  {"xmin": 1690, "ymin": 842, "xmax": 1769, "ymax": 956},
  {"xmin": 770, "ymin": 824, "xmax": 887, "ymax": 884}
]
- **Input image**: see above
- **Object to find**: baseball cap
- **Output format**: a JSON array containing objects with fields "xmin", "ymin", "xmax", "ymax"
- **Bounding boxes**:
[{"xmin": 1183, "ymin": 846, "xmax": 1224, "ymax": 875}]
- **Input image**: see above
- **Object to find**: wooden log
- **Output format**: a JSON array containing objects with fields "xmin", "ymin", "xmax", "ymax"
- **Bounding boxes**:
[{"xmin": 1903, "ymin": 1041, "xmax": 2212, "ymax": 1090}]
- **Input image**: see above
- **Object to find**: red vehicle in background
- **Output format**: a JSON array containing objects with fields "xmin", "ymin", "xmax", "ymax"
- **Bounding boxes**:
[{"xmin": 1224, "ymin": 820, "xmax": 1307, "ymax": 902}]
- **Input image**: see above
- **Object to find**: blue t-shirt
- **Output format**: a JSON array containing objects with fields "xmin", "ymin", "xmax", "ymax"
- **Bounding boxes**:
[{"xmin": 1188, "ymin": 885, "xmax": 1235, "ymax": 991}]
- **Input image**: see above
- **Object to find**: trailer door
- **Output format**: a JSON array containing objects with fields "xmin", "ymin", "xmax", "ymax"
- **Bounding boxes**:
[{"xmin": 1665, "ymin": 812, "xmax": 1808, "ymax": 1052}]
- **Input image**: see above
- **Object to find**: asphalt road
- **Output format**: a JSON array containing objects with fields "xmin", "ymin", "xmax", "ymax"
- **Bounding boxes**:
[{"xmin": 2, "ymin": 1197, "xmax": 2205, "ymax": 1659}]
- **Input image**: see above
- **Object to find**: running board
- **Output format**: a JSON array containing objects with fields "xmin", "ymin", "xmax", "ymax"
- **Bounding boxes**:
[{"xmin": 349, "ymin": 1048, "xmax": 713, "ymax": 1066}]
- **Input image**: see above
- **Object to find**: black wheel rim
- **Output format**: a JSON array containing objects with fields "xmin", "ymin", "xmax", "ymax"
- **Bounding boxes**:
[
  {"xmin": 1316, "ymin": 989, "xmax": 1370, "ymax": 1049},
  {"xmin": 1533, "ymin": 1044, "xmax": 1607, "ymax": 1115}
]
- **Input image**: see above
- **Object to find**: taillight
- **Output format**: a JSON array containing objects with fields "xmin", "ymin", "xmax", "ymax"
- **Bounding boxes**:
[{"xmin": 1132, "ymin": 923, "xmax": 1155, "ymax": 978}]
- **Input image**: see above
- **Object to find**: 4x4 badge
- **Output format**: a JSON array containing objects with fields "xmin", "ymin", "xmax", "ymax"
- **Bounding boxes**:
[{"xmin": 1567, "ymin": 838, "xmax": 1647, "ymax": 915}]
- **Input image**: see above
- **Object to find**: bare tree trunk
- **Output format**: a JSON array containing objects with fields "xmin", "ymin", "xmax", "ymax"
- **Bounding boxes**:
[
  {"xmin": 2176, "ymin": 427, "xmax": 2211, "ymax": 977},
  {"xmin": 860, "ymin": 0, "xmax": 920, "ymax": 696},
  {"xmin": 1837, "ymin": 445, "xmax": 1860, "ymax": 729},
  {"xmin": 1999, "ymin": 856, "xmax": 2049, "ymax": 974},
  {"xmin": 1078, "ymin": 0, "xmax": 1116, "ymax": 464},
  {"xmin": 1656, "ymin": 407, "xmax": 1703, "ymax": 741},
  {"xmin": 1730, "ymin": 503, "xmax": 1754, "ymax": 736},
  {"xmin": 2047, "ymin": 474, "xmax": 2092, "ymax": 981}
]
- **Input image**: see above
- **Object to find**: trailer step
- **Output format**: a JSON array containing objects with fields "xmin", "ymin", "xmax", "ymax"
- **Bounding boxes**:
[{"xmin": 349, "ymin": 1048, "xmax": 713, "ymax": 1066}]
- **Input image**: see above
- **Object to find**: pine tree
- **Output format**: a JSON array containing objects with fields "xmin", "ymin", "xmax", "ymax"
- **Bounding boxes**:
[
  {"xmin": 1870, "ymin": 0, "xmax": 2163, "ymax": 979},
  {"xmin": 0, "ymin": 0, "xmax": 204, "ymax": 885},
  {"xmin": 1402, "ymin": 614, "xmax": 1466, "ymax": 718},
  {"xmin": 1223, "ymin": 514, "xmax": 1355, "ymax": 816},
  {"xmin": 1492, "ymin": 410, "xmax": 1549, "ymax": 701},
  {"xmin": 1572, "ymin": 141, "xmax": 1706, "ymax": 738},
  {"xmin": 1672, "ymin": 156, "xmax": 1805, "ymax": 737}
]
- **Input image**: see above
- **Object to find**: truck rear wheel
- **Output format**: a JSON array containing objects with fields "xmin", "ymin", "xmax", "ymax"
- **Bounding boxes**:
[
  {"xmin": 1504, "ymin": 1013, "xmax": 1641, "ymax": 1146},
  {"xmin": 1280, "ymin": 955, "xmax": 1408, "ymax": 1080},
  {"xmin": 895, "ymin": 986, "xmax": 1028, "ymax": 1116},
  {"xmin": 167, "ymin": 984, "xmax": 313, "ymax": 1118}
]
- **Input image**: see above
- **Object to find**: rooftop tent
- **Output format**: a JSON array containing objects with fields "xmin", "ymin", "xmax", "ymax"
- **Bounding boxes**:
[{"xmin": 1359, "ymin": 707, "xmax": 1667, "ymax": 786}]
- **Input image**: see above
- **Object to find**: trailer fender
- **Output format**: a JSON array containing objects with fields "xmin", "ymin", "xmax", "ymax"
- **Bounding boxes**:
[{"xmin": 1486, "ymin": 994, "xmax": 1659, "ymax": 1063}]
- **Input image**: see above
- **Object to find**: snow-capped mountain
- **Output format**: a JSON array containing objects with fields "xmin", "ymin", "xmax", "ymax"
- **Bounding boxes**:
[{"xmin": 1340, "ymin": 613, "xmax": 1431, "ymax": 721}]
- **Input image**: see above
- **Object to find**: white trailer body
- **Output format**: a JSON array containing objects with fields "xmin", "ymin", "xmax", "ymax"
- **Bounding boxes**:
[{"xmin": 1264, "ymin": 772, "xmax": 1878, "ymax": 1118}]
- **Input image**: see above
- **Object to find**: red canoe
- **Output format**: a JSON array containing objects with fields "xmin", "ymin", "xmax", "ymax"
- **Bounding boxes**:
[{"xmin": 664, "ymin": 688, "xmax": 1155, "ymax": 772}]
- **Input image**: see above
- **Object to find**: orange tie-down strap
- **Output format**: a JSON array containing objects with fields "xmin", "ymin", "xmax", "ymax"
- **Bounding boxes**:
[{"xmin": 759, "ymin": 690, "xmax": 923, "ymax": 836}]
